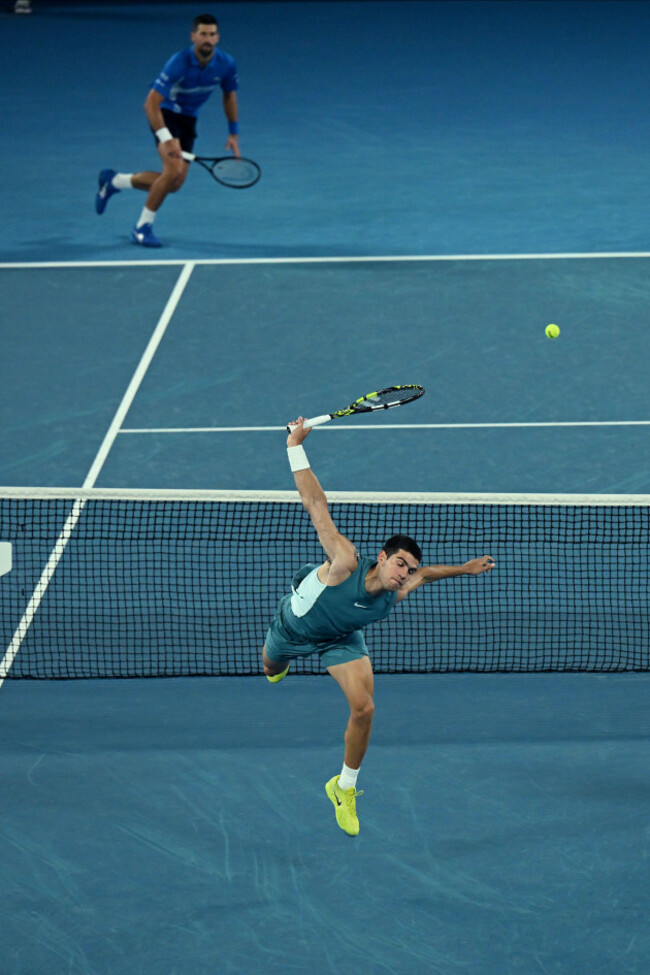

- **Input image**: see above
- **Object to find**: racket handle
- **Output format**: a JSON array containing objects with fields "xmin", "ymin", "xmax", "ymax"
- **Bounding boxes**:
[
  {"xmin": 303, "ymin": 415, "xmax": 332, "ymax": 429},
  {"xmin": 286, "ymin": 415, "xmax": 332, "ymax": 432},
  {"xmin": 181, "ymin": 151, "xmax": 196, "ymax": 161}
]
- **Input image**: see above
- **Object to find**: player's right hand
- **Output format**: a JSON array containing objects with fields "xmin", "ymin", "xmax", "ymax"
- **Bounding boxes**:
[{"xmin": 286, "ymin": 417, "xmax": 310, "ymax": 446}]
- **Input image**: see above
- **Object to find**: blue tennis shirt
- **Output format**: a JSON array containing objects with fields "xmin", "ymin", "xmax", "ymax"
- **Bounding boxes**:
[{"xmin": 152, "ymin": 46, "xmax": 239, "ymax": 117}]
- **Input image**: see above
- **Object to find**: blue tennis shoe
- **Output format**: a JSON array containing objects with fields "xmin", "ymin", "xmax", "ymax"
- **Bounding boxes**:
[
  {"xmin": 130, "ymin": 223, "xmax": 162, "ymax": 248},
  {"xmin": 95, "ymin": 168, "xmax": 119, "ymax": 214}
]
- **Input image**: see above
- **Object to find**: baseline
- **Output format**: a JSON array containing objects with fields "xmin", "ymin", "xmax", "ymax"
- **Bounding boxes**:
[{"xmin": 2, "ymin": 251, "xmax": 650, "ymax": 270}]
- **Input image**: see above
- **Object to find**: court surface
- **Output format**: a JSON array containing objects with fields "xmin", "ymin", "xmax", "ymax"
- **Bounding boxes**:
[{"xmin": 2, "ymin": 3, "xmax": 649, "ymax": 974}]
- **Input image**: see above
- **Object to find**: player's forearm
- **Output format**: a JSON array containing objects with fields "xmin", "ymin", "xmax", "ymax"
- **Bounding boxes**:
[
  {"xmin": 293, "ymin": 467, "xmax": 329, "ymax": 515},
  {"xmin": 421, "ymin": 564, "xmax": 473, "ymax": 582},
  {"xmin": 405, "ymin": 564, "xmax": 478, "ymax": 594},
  {"xmin": 287, "ymin": 418, "xmax": 331, "ymax": 513},
  {"xmin": 222, "ymin": 90, "xmax": 238, "ymax": 124},
  {"xmin": 417, "ymin": 556, "xmax": 495, "ymax": 586}
]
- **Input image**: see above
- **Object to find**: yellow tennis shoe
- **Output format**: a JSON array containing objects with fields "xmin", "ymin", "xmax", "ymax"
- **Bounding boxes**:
[
  {"xmin": 266, "ymin": 663, "xmax": 290, "ymax": 683},
  {"xmin": 325, "ymin": 775, "xmax": 363, "ymax": 836}
]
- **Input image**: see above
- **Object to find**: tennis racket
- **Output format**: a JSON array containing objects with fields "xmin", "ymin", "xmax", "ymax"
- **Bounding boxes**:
[
  {"xmin": 181, "ymin": 151, "xmax": 261, "ymax": 188},
  {"xmin": 287, "ymin": 385, "xmax": 425, "ymax": 431}
]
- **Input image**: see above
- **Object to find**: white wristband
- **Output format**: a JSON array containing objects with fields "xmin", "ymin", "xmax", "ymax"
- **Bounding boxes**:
[
  {"xmin": 155, "ymin": 127, "xmax": 173, "ymax": 143},
  {"xmin": 287, "ymin": 445, "xmax": 310, "ymax": 473}
]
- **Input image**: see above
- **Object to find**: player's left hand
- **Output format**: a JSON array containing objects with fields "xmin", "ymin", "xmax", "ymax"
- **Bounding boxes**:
[
  {"xmin": 225, "ymin": 135, "xmax": 241, "ymax": 158},
  {"xmin": 464, "ymin": 556, "xmax": 496, "ymax": 575}
]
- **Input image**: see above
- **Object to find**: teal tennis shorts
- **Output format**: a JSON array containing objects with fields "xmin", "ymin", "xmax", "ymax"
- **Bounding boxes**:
[{"xmin": 265, "ymin": 599, "xmax": 369, "ymax": 669}]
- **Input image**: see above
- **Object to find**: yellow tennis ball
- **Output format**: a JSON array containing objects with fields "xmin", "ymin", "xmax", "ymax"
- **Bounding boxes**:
[{"xmin": 545, "ymin": 323, "xmax": 560, "ymax": 339}]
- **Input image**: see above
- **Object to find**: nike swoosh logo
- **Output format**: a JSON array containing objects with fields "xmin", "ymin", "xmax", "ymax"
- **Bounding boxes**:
[
  {"xmin": 334, "ymin": 794, "xmax": 342, "ymax": 806},
  {"xmin": 354, "ymin": 602, "xmax": 371, "ymax": 609}
]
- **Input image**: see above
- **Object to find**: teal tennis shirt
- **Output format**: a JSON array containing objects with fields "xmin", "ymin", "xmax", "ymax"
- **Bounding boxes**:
[{"xmin": 277, "ymin": 556, "xmax": 398, "ymax": 644}]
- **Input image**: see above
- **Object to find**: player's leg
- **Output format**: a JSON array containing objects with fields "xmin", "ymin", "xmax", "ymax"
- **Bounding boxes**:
[
  {"xmin": 140, "ymin": 108, "xmax": 195, "ymax": 211},
  {"xmin": 130, "ymin": 146, "xmax": 188, "ymax": 247},
  {"xmin": 262, "ymin": 644, "xmax": 290, "ymax": 683},
  {"xmin": 130, "ymin": 171, "xmax": 162, "ymax": 191},
  {"xmin": 327, "ymin": 655, "xmax": 375, "ymax": 768},
  {"xmin": 262, "ymin": 600, "xmax": 303, "ymax": 683},
  {"xmin": 129, "ymin": 111, "xmax": 195, "ymax": 246},
  {"xmin": 96, "ymin": 168, "xmax": 168, "ymax": 219},
  {"xmin": 141, "ymin": 144, "xmax": 189, "ymax": 210},
  {"xmin": 97, "ymin": 111, "xmax": 195, "ymax": 243},
  {"xmin": 324, "ymin": 655, "xmax": 374, "ymax": 836}
]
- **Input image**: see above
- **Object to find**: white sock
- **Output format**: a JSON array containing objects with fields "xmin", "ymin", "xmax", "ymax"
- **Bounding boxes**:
[
  {"xmin": 112, "ymin": 173, "xmax": 133, "ymax": 189},
  {"xmin": 338, "ymin": 763, "xmax": 359, "ymax": 791},
  {"xmin": 136, "ymin": 207, "xmax": 157, "ymax": 228}
]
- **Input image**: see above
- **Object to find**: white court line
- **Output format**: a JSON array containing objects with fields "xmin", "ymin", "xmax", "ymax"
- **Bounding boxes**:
[
  {"xmin": 0, "ymin": 263, "xmax": 196, "ymax": 688},
  {"xmin": 0, "ymin": 499, "xmax": 85, "ymax": 682},
  {"xmin": 2, "ymin": 251, "xmax": 650, "ymax": 269},
  {"xmin": 119, "ymin": 420, "xmax": 650, "ymax": 434},
  {"xmin": 83, "ymin": 262, "xmax": 195, "ymax": 485}
]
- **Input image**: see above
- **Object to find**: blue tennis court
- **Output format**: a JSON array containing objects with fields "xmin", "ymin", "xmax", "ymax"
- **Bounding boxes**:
[
  {"xmin": 3, "ymin": 255, "xmax": 650, "ymax": 491},
  {"xmin": 2, "ymin": 2, "xmax": 650, "ymax": 973}
]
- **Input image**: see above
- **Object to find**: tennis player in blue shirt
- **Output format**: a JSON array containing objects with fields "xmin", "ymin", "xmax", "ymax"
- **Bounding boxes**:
[
  {"xmin": 95, "ymin": 13, "xmax": 240, "ymax": 247},
  {"xmin": 265, "ymin": 419, "xmax": 496, "ymax": 837}
]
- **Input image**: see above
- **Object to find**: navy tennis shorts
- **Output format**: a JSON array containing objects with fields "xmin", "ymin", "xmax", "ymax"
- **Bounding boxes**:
[{"xmin": 151, "ymin": 108, "xmax": 197, "ymax": 153}]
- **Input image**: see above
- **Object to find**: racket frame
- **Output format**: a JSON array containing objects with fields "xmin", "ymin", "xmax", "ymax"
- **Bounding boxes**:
[
  {"xmin": 288, "ymin": 385, "xmax": 425, "ymax": 431},
  {"xmin": 182, "ymin": 151, "xmax": 261, "ymax": 188}
]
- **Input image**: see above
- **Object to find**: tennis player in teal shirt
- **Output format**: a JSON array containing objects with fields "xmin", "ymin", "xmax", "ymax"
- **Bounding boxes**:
[{"xmin": 264, "ymin": 419, "xmax": 496, "ymax": 837}]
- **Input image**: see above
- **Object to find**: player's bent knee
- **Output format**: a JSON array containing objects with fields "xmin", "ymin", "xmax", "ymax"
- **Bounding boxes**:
[
  {"xmin": 262, "ymin": 645, "xmax": 286, "ymax": 677},
  {"xmin": 351, "ymin": 695, "xmax": 375, "ymax": 723},
  {"xmin": 161, "ymin": 161, "xmax": 187, "ymax": 190}
]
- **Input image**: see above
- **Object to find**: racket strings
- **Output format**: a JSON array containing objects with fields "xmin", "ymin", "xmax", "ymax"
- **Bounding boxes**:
[
  {"xmin": 211, "ymin": 158, "xmax": 260, "ymax": 187},
  {"xmin": 355, "ymin": 386, "xmax": 424, "ymax": 411}
]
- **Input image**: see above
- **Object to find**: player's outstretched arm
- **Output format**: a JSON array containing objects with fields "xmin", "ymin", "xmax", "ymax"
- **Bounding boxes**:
[
  {"xmin": 222, "ymin": 90, "xmax": 241, "ymax": 157},
  {"xmin": 396, "ymin": 556, "xmax": 495, "ymax": 601},
  {"xmin": 286, "ymin": 419, "xmax": 357, "ymax": 580}
]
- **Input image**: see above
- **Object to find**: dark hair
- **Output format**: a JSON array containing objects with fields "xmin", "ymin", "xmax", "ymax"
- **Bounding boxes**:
[
  {"xmin": 383, "ymin": 534, "xmax": 422, "ymax": 563},
  {"xmin": 193, "ymin": 14, "xmax": 218, "ymax": 30}
]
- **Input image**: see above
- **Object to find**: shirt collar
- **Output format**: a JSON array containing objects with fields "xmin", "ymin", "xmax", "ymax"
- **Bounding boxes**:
[{"xmin": 188, "ymin": 45, "xmax": 217, "ymax": 69}]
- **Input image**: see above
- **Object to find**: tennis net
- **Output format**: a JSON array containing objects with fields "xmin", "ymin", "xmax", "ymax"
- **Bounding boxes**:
[{"xmin": 1, "ymin": 488, "xmax": 649, "ymax": 678}]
